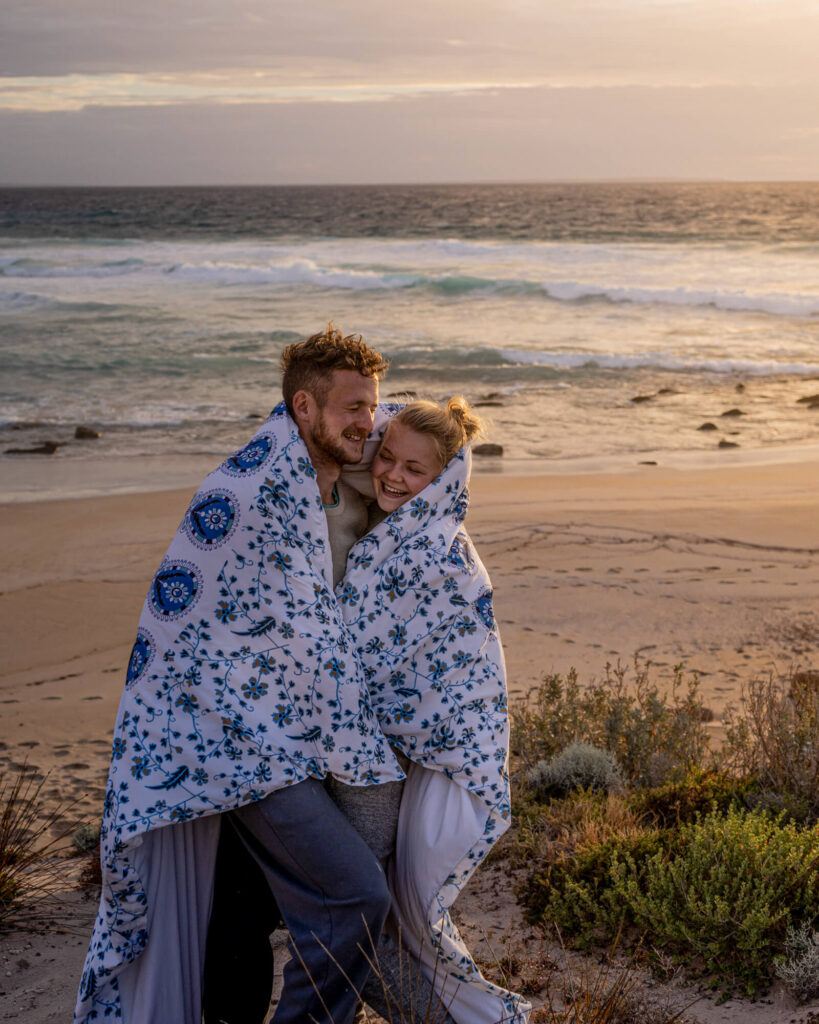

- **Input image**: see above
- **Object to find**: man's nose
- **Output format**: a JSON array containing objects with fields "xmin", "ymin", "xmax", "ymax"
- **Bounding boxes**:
[{"xmin": 355, "ymin": 408, "xmax": 375, "ymax": 433}]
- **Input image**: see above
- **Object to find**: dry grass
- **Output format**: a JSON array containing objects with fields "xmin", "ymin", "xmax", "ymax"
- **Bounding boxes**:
[
  {"xmin": 508, "ymin": 790, "xmax": 648, "ymax": 868},
  {"xmin": 0, "ymin": 765, "xmax": 73, "ymax": 927}
]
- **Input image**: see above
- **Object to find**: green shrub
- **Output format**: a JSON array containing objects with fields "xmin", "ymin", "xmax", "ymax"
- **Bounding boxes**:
[
  {"xmin": 617, "ymin": 807, "xmax": 819, "ymax": 996},
  {"xmin": 631, "ymin": 769, "xmax": 754, "ymax": 828},
  {"xmin": 512, "ymin": 661, "xmax": 710, "ymax": 789},
  {"xmin": 523, "ymin": 805, "xmax": 819, "ymax": 997},
  {"xmin": 526, "ymin": 743, "xmax": 623, "ymax": 799},
  {"xmin": 523, "ymin": 829, "xmax": 669, "ymax": 948}
]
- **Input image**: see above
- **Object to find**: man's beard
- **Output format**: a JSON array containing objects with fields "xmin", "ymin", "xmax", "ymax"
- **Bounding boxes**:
[{"xmin": 311, "ymin": 410, "xmax": 364, "ymax": 466}]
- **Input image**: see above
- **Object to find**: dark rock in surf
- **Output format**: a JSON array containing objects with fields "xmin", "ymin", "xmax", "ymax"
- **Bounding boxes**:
[
  {"xmin": 5, "ymin": 440, "xmax": 61, "ymax": 455},
  {"xmin": 718, "ymin": 440, "xmax": 740, "ymax": 449},
  {"xmin": 721, "ymin": 408, "xmax": 745, "ymax": 417},
  {"xmin": 697, "ymin": 422, "xmax": 718, "ymax": 431},
  {"xmin": 75, "ymin": 425, "xmax": 101, "ymax": 439},
  {"xmin": 473, "ymin": 443, "xmax": 504, "ymax": 457}
]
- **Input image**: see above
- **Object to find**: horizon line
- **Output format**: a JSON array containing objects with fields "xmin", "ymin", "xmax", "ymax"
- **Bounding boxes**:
[{"xmin": 3, "ymin": 177, "xmax": 819, "ymax": 189}]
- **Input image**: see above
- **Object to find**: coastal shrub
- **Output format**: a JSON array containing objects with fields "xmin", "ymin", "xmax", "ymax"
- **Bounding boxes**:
[
  {"xmin": 526, "ymin": 743, "xmax": 623, "ymax": 799},
  {"xmin": 775, "ymin": 924, "xmax": 819, "ymax": 1003},
  {"xmin": 631, "ymin": 769, "xmax": 754, "ymax": 828},
  {"xmin": 722, "ymin": 672, "xmax": 819, "ymax": 816},
  {"xmin": 499, "ymin": 789, "xmax": 645, "ymax": 870},
  {"xmin": 511, "ymin": 661, "xmax": 710, "ymax": 789},
  {"xmin": 523, "ymin": 829, "xmax": 668, "ymax": 948},
  {"xmin": 617, "ymin": 807, "xmax": 819, "ymax": 996},
  {"xmin": 523, "ymin": 805, "xmax": 819, "ymax": 996}
]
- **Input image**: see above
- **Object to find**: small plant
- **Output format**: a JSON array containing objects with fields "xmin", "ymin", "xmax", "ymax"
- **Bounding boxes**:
[
  {"xmin": 526, "ymin": 743, "xmax": 623, "ymax": 799},
  {"xmin": 72, "ymin": 822, "xmax": 101, "ymax": 854},
  {"xmin": 523, "ymin": 804, "xmax": 819, "ymax": 997},
  {"xmin": 503, "ymin": 789, "xmax": 647, "ymax": 870},
  {"xmin": 775, "ymin": 923, "xmax": 819, "ymax": 1003}
]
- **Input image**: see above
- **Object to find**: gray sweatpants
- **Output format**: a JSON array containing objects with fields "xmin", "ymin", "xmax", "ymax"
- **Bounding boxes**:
[{"xmin": 326, "ymin": 766, "xmax": 457, "ymax": 1024}]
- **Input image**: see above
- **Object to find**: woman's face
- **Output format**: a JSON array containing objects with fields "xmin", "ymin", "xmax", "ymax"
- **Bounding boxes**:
[{"xmin": 372, "ymin": 421, "xmax": 442, "ymax": 513}]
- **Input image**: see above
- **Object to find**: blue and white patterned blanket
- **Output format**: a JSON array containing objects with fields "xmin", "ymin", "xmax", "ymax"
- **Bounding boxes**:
[
  {"xmin": 76, "ymin": 405, "xmax": 402, "ymax": 1021},
  {"xmin": 341, "ymin": 423, "xmax": 530, "ymax": 1023}
]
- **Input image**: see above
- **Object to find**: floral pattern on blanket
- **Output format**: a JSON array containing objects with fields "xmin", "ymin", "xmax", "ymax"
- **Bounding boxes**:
[
  {"xmin": 76, "ymin": 405, "xmax": 402, "ymax": 1022},
  {"xmin": 342, "ymin": 432, "xmax": 528, "ymax": 1022},
  {"xmin": 343, "ymin": 442, "xmax": 510, "ymax": 825}
]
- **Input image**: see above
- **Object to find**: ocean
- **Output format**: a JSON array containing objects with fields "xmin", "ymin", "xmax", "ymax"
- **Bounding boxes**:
[{"xmin": 1, "ymin": 183, "xmax": 818, "ymax": 499}]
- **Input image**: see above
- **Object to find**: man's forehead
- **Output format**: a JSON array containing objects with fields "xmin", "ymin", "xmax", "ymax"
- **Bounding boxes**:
[{"xmin": 327, "ymin": 368, "xmax": 379, "ymax": 400}]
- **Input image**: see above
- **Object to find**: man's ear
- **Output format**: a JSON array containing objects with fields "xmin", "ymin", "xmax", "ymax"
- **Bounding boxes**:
[{"xmin": 291, "ymin": 389, "xmax": 314, "ymax": 426}]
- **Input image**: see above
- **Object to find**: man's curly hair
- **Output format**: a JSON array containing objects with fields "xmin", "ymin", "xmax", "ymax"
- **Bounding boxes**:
[{"xmin": 280, "ymin": 324, "xmax": 389, "ymax": 415}]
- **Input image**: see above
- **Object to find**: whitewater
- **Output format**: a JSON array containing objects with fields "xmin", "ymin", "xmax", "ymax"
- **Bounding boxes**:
[{"xmin": 1, "ymin": 184, "xmax": 818, "ymax": 497}]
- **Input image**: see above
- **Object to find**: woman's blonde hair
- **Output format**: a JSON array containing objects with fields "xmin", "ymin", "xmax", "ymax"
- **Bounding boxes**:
[{"xmin": 390, "ymin": 396, "xmax": 485, "ymax": 470}]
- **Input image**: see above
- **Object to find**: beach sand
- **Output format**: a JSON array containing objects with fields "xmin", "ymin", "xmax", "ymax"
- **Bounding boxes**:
[{"xmin": 1, "ymin": 453, "xmax": 818, "ymax": 1022}]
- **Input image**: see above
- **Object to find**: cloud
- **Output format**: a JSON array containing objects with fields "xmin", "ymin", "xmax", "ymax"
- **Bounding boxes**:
[
  {"xmin": 0, "ymin": 73, "xmax": 547, "ymax": 113},
  {"xmin": 2, "ymin": 83, "xmax": 817, "ymax": 186},
  {"xmin": 1, "ymin": 1, "xmax": 817, "ymax": 182},
  {"xmin": 2, "ymin": 0, "xmax": 818, "ymax": 87}
]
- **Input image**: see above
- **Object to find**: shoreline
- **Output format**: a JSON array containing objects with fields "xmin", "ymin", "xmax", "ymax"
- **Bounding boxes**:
[{"xmin": 2, "ymin": 437, "xmax": 819, "ymax": 504}]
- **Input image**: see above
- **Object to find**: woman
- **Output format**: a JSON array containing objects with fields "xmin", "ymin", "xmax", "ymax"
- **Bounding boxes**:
[{"xmin": 335, "ymin": 398, "xmax": 530, "ymax": 1024}]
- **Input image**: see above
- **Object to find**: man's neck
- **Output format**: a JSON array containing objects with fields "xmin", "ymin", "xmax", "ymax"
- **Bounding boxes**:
[{"xmin": 303, "ymin": 441, "xmax": 341, "ymax": 504}]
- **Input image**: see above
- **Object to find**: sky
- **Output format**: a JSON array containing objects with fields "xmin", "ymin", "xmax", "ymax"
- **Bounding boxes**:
[{"xmin": 1, "ymin": 0, "xmax": 818, "ymax": 185}]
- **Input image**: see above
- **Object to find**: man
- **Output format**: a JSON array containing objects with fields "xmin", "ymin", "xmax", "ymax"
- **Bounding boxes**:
[
  {"xmin": 75, "ymin": 326, "xmax": 403, "ymax": 1024},
  {"xmin": 203, "ymin": 326, "xmax": 396, "ymax": 1024}
]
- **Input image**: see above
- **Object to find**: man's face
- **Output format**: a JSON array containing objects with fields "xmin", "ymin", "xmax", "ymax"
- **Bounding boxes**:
[{"xmin": 305, "ymin": 369, "xmax": 379, "ymax": 466}]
